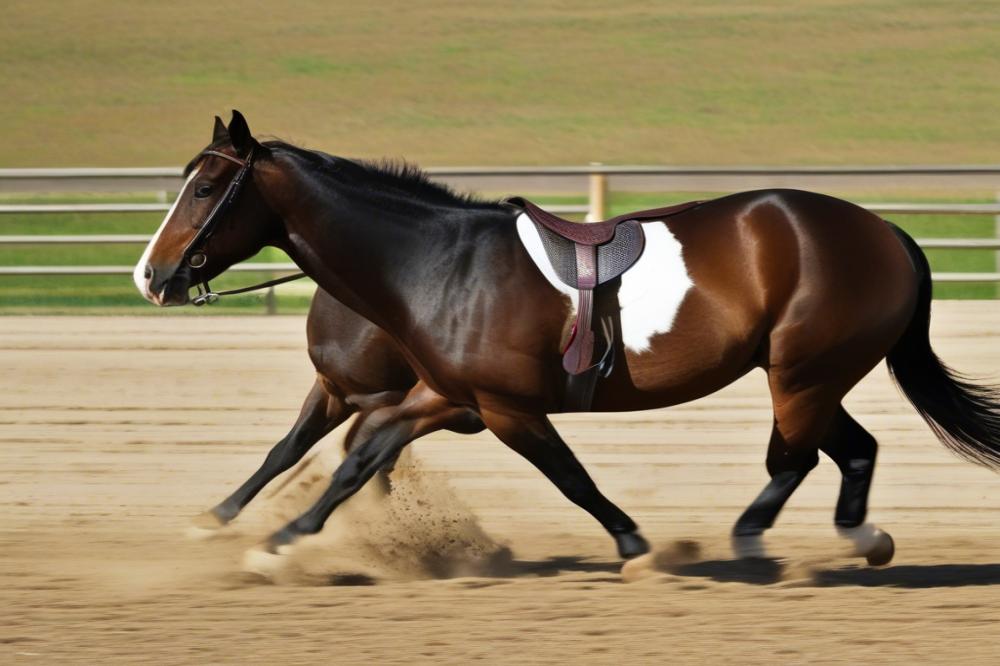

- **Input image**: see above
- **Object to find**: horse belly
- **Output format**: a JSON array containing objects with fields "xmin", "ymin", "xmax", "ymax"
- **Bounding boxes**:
[{"xmin": 594, "ymin": 286, "xmax": 765, "ymax": 411}]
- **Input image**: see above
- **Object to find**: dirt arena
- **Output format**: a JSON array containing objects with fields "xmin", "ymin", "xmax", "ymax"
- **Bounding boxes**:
[{"xmin": 3, "ymin": 304, "xmax": 1000, "ymax": 664}]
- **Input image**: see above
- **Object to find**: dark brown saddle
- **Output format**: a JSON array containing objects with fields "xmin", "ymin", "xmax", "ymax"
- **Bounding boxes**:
[{"xmin": 507, "ymin": 196, "xmax": 703, "ymax": 410}]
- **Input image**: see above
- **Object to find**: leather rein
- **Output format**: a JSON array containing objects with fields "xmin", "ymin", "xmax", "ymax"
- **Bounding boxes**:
[{"xmin": 180, "ymin": 148, "xmax": 306, "ymax": 306}]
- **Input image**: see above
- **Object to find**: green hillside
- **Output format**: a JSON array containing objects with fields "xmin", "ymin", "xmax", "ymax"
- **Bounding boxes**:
[{"xmin": 3, "ymin": 1, "xmax": 999, "ymax": 167}]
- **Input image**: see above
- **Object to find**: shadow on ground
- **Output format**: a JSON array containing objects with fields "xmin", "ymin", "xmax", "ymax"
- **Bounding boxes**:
[
  {"xmin": 504, "ymin": 556, "xmax": 622, "ymax": 577},
  {"xmin": 812, "ymin": 564, "xmax": 1000, "ymax": 588},
  {"xmin": 670, "ymin": 558, "xmax": 785, "ymax": 585},
  {"xmin": 667, "ymin": 559, "xmax": 1000, "ymax": 588}
]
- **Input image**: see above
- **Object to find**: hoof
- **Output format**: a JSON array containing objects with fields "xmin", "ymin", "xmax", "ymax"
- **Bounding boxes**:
[
  {"xmin": 731, "ymin": 533, "xmax": 768, "ymax": 560},
  {"xmin": 185, "ymin": 510, "xmax": 228, "ymax": 541},
  {"xmin": 615, "ymin": 531, "xmax": 651, "ymax": 559},
  {"xmin": 837, "ymin": 523, "xmax": 895, "ymax": 566},
  {"xmin": 865, "ymin": 530, "xmax": 895, "ymax": 567},
  {"xmin": 242, "ymin": 546, "xmax": 293, "ymax": 579}
]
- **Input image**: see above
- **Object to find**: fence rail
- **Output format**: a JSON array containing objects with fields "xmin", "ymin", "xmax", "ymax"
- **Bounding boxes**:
[
  {"xmin": 0, "ymin": 266, "xmax": 991, "ymax": 283},
  {"xmin": 3, "ymin": 202, "xmax": 1000, "ymax": 220},
  {"xmin": 0, "ymin": 263, "xmax": 300, "ymax": 276},
  {"xmin": 2, "ymin": 165, "xmax": 1000, "ymax": 289},
  {"xmin": 4, "ymin": 164, "xmax": 1000, "ymax": 178}
]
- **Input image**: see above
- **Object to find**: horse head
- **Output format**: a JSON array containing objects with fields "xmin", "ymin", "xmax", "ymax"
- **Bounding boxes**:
[{"xmin": 134, "ymin": 110, "xmax": 279, "ymax": 305}]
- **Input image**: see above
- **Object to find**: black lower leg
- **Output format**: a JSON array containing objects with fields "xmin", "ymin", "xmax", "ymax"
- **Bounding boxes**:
[
  {"xmin": 267, "ymin": 420, "xmax": 411, "ymax": 550},
  {"xmin": 211, "ymin": 383, "xmax": 343, "ymax": 523},
  {"xmin": 733, "ymin": 425, "xmax": 819, "ymax": 537},
  {"xmin": 733, "ymin": 470, "xmax": 811, "ymax": 536},
  {"xmin": 488, "ymin": 413, "xmax": 647, "ymax": 558},
  {"xmin": 821, "ymin": 409, "xmax": 878, "ymax": 528}
]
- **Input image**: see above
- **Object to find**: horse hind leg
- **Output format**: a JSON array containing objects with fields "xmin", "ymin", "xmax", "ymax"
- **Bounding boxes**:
[
  {"xmin": 821, "ymin": 407, "xmax": 894, "ymax": 565},
  {"xmin": 732, "ymin": 373, "xmax": 895, "ymax": 565}
]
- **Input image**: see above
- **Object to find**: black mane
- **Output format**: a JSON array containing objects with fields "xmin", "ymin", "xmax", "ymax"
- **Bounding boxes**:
[{"xmin": 263, "ymin": 140, "xmax": 502, "ymax": 210}]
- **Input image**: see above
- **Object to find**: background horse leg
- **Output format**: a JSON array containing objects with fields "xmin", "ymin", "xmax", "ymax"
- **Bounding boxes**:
[
  {"xmin": 339, "ymin": 395, "xmax": 486, "ymax": 496},
  {"xmin": 481, "ymin": 410, "xmax": 649, "ymax": 559},
  {"xmin": 191, "ymin": 379, "xmax": 348, "ymax": 533},
  {"xmin": 820, "ymin": 407, "xmax": 895, "ymax": 565},
  {"xmin": 337, "ymin": 402, "xmax": 412, "ymax": 497},
  {"xmin": 262, "ymin": 383, "xmax": 472, "ymax": 552}
]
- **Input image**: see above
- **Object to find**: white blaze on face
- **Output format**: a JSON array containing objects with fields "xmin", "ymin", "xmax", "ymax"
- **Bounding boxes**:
[
  {"xmin": 515, "ymin": 213, "xmax": 693, "ymax": 354},
  {"xmin": 133, "ymin": 167, "xmax": 201, "ymax": 303}
]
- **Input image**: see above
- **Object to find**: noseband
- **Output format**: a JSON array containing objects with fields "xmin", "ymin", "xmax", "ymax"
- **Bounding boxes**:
[{"xmin": 180, "ymin": 148, "xmax": 305, "ymax": 306}]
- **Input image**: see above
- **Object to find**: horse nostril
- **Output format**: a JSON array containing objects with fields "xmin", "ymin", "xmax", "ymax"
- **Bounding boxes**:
[{"xmin": 144, "ymin": 265, "xmax": 153, "ymax": 280}]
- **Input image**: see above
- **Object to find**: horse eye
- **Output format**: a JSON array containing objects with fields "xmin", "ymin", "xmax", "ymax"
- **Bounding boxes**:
[{"xmin": 194, "ymin": 184, "xmax": 213, "ymax": 198}]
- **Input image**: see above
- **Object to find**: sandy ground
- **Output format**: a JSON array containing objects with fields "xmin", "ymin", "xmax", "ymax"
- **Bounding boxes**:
[{"xmin": 3, "ymin": 304, "xmax": 1000, "ymax": 664}]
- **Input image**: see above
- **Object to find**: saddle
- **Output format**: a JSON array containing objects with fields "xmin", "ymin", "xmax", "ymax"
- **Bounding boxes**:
[{"xmin": 507, "ymin": 197, "xmax": 703, "ymax": 411}]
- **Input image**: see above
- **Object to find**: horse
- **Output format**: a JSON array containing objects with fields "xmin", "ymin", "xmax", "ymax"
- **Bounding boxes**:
[{"xmin": 136, "ymin": 111, "xmax": 1000, "ymax": 566}]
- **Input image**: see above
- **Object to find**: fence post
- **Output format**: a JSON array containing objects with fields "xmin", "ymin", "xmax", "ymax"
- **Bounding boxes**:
[
  {"xmin": 586, "ymin": 162, "xmax": 607, "ymax": 222},
  {"xmin": 265, "ymin": 286, "xmax": 277, "ymax": 315},
  {"xmin": 996, "ymin": 191, "xmax": 1000, "ymax": 297}
]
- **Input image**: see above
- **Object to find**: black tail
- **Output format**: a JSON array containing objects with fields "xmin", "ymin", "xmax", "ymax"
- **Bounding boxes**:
[{"xmin": 886, "ymin": 224, "xmax": 1000, "ymax": 470}]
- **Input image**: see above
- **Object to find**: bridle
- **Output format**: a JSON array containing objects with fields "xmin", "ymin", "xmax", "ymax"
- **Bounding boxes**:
[{"xmin": 180, "ymin": 148, "xmax": 306, "ymax": 306}]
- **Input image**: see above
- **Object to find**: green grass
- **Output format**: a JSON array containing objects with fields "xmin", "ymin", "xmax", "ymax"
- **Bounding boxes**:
[
  {"xmin": 2, "ymin": 1, "xmax": 999, "ymax": 167},
  {"xmin": 2, "ymin": 191, "xmax": 995, "ymax": 313}
]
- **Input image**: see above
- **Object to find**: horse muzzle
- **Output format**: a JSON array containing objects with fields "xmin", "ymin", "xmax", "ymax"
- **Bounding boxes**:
[{"xmin": 141, "ymin": 263, "xmax": 192, "ymax": 306}]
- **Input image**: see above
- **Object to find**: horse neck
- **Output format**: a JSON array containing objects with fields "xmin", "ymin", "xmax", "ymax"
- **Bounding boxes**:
[{"xmin": 261, "ymin": 156, "xmax": 515, "ymax": 336}]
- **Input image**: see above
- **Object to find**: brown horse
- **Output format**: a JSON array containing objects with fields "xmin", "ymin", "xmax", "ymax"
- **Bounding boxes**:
[{"xmin": 138, "ymin": 112, "xmax": 1000, "ymax": 566}]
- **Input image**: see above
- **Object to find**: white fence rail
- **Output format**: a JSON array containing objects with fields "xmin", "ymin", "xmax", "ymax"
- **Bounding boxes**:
[{"xmin": 2, "ymin": 165, "xmax": 1000, "ymax": 289}]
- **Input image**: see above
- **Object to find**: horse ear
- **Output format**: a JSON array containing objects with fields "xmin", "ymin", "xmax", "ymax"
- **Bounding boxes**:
[
  {"xmin": 212, "ymin": 115, "xmax": 228, "ymax": 142},
  {"xmin": 227, "ymin": 109, "xmax": 257, "ymax": 156}
]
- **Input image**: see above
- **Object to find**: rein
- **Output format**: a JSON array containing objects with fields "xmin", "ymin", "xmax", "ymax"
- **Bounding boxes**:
[{"xmin": 181, "ymin": 148, "xmax": 306, "ymax": 306}]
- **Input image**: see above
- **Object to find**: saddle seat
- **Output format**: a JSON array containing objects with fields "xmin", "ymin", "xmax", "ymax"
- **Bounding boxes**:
[
  {"xmin": 507, "ymin": 196, "xmax": 703, "ymax": 411},
  {"xmin": 508, "ymin": 196, "xmax": 703, "ymax": 245}
]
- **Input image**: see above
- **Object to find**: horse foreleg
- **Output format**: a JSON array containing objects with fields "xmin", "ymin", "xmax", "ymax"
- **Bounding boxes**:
[
  {"xmin": 262, "ymin": 383, "xmax": 469, "ymax": 552},
  {"xmin": 190, "ymin": 379, "xmax": 347, "ymax": 534},
  {"xmin": 481, "ymin": 409, "xmax": 649, "ymax": 559}
]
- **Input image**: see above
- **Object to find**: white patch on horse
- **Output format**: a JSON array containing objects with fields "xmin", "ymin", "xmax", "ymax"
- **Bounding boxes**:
[
  {"xmin": 133, "ymin": 166, "xmax": 201, "ymax": 300},
  {"xmin": 515, "ymin": 213, "xmax": 693, "ymax": 353}
]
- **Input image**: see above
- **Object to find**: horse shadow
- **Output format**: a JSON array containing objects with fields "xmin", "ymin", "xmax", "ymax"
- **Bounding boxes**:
[
  {"xmin": 811, "ymin": 563, "xmax": 1000, "ymax": 588},
  {"xmin": 667, "ymin": 559, "xmax": 1000, "ymax": 588},
  {"xmin": 500, "ymin": 555, "xmax": 623, "ymax": 578}
]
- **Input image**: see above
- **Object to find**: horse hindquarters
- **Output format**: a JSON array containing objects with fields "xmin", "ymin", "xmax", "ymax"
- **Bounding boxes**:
[{"xmin": 733, "ymin": 197, "xmax": 920, "ymax": 560}]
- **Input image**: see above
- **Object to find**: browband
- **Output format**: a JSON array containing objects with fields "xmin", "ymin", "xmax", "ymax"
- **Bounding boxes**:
[{"xmin": 200, "ymin": 149, "xmax": 249, "ymax": 168}]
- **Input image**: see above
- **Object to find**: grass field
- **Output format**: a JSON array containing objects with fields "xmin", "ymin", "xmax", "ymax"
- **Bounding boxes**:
[{"xmin": 3, "ymin": 1, "xmax": 999, "ymax": 167}]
